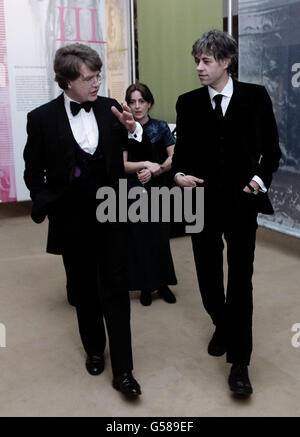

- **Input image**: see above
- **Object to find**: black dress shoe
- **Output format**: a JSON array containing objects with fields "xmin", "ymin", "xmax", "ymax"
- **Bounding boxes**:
[
  {"xmin": 228, "ymin": 364, "xmax": 253, "ymax": 396},
  {"xmin": 85, "ymin": 355, "xmax": 105, "ymax": 375},
  {"xmin": 113, "ymin": 371, "xmax": 141, "ymax": 398},
  {"xmin": 140, "ymin": 290, "xmax": 152, "ymax": 306},
  {"xmin": 157, "ymin": 286, "xmax": 176, "ymax": 304},
  {"xmin": 208, "ymin": 329, "xmax": 226, "ymax": 356}
]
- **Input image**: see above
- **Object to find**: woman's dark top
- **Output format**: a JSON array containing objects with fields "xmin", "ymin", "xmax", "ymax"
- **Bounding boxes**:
[{"xmin": 124, "ymin": 117, "xmax": 177, "ymax": 291}]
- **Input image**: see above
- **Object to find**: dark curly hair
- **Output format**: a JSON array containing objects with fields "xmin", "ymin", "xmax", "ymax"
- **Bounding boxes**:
[{"xmin": 192, "ymin": 29, "xmax": 238, "ymax": 78}]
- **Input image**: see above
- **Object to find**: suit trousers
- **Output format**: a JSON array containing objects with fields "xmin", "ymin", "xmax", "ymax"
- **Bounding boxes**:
[
  {"xmin": 191, "ymin": 192, "xmax": 258, "ymax": 365},
  {"xmin": 62, "ymin": 229, "xmax": 133, "ymax": 376},
  {"xmin": 59, "ymin": 172, "xmax": 133, "ymax": 376}
]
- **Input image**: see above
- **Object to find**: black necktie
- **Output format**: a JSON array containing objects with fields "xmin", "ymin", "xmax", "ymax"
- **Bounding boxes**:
[
  {"xmin": 70, "ymin": 101, "xmax": 93, "ymax": 116},
  {"xmin": 213, "ymin": 94, "xmax": 223, "ymax": 120}
]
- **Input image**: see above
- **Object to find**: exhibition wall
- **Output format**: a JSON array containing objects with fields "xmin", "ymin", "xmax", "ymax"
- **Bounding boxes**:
[
  {"xmin": 1, "ymin": 0, "xmax": 299, "ymax": 239},
  {"xmin": 239, "ymin": 0, "xmax": 300, "ymax": 237},
  {"xmin": 137, "ymin": 0, "xmax": 223, "ymax": 123},
  {"xmin": 0, "ymin": 0, "xmax": 134, "ymax": 202}
]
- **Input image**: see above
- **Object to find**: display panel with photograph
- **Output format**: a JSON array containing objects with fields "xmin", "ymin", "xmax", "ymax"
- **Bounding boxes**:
[
  {"xmin": 0, "ymin": 0, "xmax": 134, "ymax": 202},
  {"xmin": 239, "ymin": 0, "xmax": 300, "ymax": 238}
]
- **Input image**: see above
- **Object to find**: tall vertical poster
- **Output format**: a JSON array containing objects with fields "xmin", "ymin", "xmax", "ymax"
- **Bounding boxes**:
[
  {"xmin": 0, "ymin": 0, "xmax": 16, "ymax": 202},
  {"xmin": 239, "ymin": 0, "xmax": 300, "ymax": 238},
  {"xmin": 0, "ymin": 0, "xmax": 133, "ymax": 202}
]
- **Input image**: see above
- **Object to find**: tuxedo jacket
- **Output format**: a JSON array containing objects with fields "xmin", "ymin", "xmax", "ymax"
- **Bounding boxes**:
[
  {"xmin": 172, "ymin": 80, "xmax": 282, "ymax": 214},
  {"xmin": 23, "ymin": 93, "xmax": 132, "ymax": 256}
]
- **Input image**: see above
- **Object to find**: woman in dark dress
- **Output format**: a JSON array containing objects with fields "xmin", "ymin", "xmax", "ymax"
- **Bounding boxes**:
[{"xmin": 123, "ymin": 83, "xmax": 177, "ymax": 306}]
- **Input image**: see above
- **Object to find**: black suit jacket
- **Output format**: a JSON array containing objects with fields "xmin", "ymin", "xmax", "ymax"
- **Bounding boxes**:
[
  {"xmin": 23, "ymin": 93, "xmax": 131, "ymax": 255},
  {"xmin": 172, "ymin": 80, "xmax": 282, "ymax": 214}
]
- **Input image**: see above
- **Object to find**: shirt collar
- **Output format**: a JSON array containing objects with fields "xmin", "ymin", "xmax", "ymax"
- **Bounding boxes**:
[
  {"xmin": 208, "ymin": 76, "xmax": 233, "ymax": 101},
  {"xmin": 64, "ymin": 92, "xmax": 83, "ymax": 118}
]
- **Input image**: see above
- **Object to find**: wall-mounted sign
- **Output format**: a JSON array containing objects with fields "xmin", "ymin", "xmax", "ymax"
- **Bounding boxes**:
[{"xmin": 0, "ymin": 0, "xmax": 134, "ymax": 202}]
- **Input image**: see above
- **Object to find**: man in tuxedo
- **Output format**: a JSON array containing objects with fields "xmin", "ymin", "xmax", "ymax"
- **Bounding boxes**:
[
  {"xmin": 23, "ymin": 43, "xmax": 143, "ymax": 398},
  {"xmin": 172, "ymin": 29, "xmax": 281, "ymax": 396}
]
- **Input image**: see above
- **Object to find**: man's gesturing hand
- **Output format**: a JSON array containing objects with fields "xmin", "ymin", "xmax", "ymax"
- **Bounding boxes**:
[{"xmin": 111, "ymin": 102, "xmax": 136, "ymax": 133}]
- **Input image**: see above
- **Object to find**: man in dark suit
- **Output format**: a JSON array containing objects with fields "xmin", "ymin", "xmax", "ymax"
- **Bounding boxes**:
[
  {"xmin": 23, "ymin": 43, "xmax": 143, "ymax": 398},
  {"xmin": 172, "ymin": 29, "xmax": 281, "ymax": 396}
]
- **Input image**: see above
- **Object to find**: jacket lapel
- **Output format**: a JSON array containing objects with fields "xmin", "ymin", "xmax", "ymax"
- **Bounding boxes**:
[
  {"xmin": 55, "ymin": 94, "xmax": 77, "ymax": 167},
  {"xmin": 194, "ymin": 87, "xmax": 215, "ymax": 125},
  {"xmin": 92, "ymin": 97, "xmax": 112, "ymax": 171},
  {"xmin": 224, "ymin": 80, "xmax": 249, "ymax": 122}
]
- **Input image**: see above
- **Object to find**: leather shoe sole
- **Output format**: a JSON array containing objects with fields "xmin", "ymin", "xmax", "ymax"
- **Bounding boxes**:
[
  {"xmin": 229, "ymin": 384, "xmax": 253, "ymax": 396},
  {"xmin": 86, "ymin": 355, "xmax": 105, "ymax": 375},
  {"xmin": 113, "ymin": 372, "xmax": 141, "ymax": 398},
  {"xmin": 229, "ymin": 381, "xmax": 253, "ymax": 396},
  {"xmin": 228, "ymin": 365, "xmax": 253, "ymax": 396}
]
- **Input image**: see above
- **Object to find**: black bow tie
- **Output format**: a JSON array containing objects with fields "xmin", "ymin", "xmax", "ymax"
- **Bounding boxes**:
[{"xmin": 70, "ymin": 101, "xmax": 94, "ymax": 116}]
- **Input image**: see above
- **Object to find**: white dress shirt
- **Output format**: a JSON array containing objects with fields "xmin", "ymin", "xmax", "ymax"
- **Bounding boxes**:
[
  {"xmin": 208, "ymin": 75, "xmax": 233, "ymax": 116},
  {"xmin": 64, "ymin": 93, "xmax": 143, "ymax": 156},
  {"xmin": 64, "ymin": 93, "xmax": 99, "ymax": 155}
]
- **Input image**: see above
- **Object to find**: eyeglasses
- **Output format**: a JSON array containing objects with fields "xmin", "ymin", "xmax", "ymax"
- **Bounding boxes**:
[{"xmin": 80, "ymin": 72, "xmax": 101, "ymax": 85}]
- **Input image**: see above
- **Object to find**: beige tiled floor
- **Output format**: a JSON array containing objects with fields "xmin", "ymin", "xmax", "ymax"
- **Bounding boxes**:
[{"xmin": 0, "ymin": 201, "xmax": 300, "ymax": 417}]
